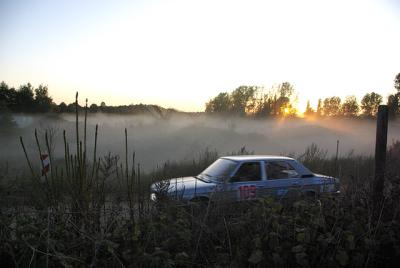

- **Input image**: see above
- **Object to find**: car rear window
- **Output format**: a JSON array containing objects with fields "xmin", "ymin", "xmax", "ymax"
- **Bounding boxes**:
[{"xmin": 265, "ymin": 161, "xmax": 300, "ymax": 179}]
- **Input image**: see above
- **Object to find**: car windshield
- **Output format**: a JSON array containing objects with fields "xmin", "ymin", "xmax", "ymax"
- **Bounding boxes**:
[{"xmin": 199, "ymin": 158, "xmax": 237, "ymax": 181}]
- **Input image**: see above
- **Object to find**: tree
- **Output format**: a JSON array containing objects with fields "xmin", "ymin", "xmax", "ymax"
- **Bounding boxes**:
[
  {"xmin": 0, "ymin": 81, "xmax": 9, "ymax": 105},
  {"xmin": 229, "ymin": 86, "xmax": 257, "ymax": 116},
  {"xmin": 341, "ymin": 96, "xmax": 359, "ymax": 117},
  {"xmin": 322, "ymin": 97, "xmax": 341, "ymax": 116},
  {"xmin": 274, "ymin": 82, "xmax": 297, "ymax": 116},
  {"xmin": 0, "ymin": 103, "xmax": 16, "ymax": 130},
  {"xmin": 0, "ymin": 82, "xmax": 17, "ymax": 130},
  {"xmin": 0, "ymin": 81, "xmax": 17, "ymax": 111},
  {"xmin": 361, "ymin": 92, "xmax": 382, "ymax": 117},
  {"xmin": 316, "ymin": 99, "xmax": 323, "ymax": 116},
  {"xmin": 67, "ymin": 102, "xmax": 79, "ymax": 112},
  {"xmin": 304, "ymin": 100, "xmax": 315, "ymax": 117},
  {"xmin": 204, "ymin": 83, "xmax": 297, "ymax": 117},
  {"xmin": 388, "ymin": 93, "xmax": 400, "ymax": 119},
  {"xmin": 389, "ymin": 73, "xmax": 400, "ymax": 118},
  {"xmin": 34, "ymin": 84, "xmax": 53, "ymax": 112},
  {"xmin": 278, "ymin": 82, "xmax": 294, "ymax": 99},
  {"xmin": 16, "ymin": 83, "xmax": 35, "ymax": 112},
  {"xmin": 205, "ymin": 92, "xmax": 230, "ymax": 113},
  {"xmin": 89, "ymin": 103, "xmax": 99, "ymax": 113},
  {"xmin": 100, "ymin": 101, "xmax": 107, "ymax": 112},
  {"xmin": 253, "ymin": 92, "xmax": 275, "ymax": 117},
  {"xmin": 395, "ymin": 73, "xmax": 400, "ymax": 92},
  {"xmin": 58, "ymin": 102, "xmax": 68, "ymax": 113}
]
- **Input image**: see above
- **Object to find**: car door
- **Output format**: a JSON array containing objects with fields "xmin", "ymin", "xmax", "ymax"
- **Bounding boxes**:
[
  {"xmin": 264, "ymin": 160, "xmax": 303, "ymax": 198},
  {"xmin": 226, "ymin": 161, "xmax": 266, "ymax": 201}
]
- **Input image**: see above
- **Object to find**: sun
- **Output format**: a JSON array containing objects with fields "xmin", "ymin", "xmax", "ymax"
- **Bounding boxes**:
[{"xmin": 283, "ymin": 107, "xmax": 290, "ymax": 116}]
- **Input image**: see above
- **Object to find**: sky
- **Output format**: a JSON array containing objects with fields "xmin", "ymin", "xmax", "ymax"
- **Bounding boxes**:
[{"xmin": 1, "ymin": 0, "xmax": 399, "ymax": 112}]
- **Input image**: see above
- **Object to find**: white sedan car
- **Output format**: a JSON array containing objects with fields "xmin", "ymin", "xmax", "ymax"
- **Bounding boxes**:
[{"xmin": 151, "ymin": 155, "xmax": 340, "ymax": 202}]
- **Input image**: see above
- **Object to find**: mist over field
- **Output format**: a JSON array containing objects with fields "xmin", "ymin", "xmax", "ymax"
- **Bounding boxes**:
[{"xmin": 1, "ymin": 113, "xmax": 400, "ymax": 177}]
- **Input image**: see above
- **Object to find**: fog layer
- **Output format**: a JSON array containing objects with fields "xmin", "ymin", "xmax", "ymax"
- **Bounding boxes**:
[{"xmin": 1, "ymin": 113, "xmax": 399, "ymax": 176}]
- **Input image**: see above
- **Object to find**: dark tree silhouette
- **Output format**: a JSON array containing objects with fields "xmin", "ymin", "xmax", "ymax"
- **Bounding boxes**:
[
  {"xmin": 229, "ymin": 86, "xmax": 257, "ymax": 116},
  {"xmin": 0, "ymin": 103, "xmax": 17, "ymax": 130},
  {"xmin": 278, "ymin": 82, "xmax": 295, "ymax": 98},
  {"xmin": 205, "ymin": 83, "xmax": 298, "ymax": 117},
  {"xmin": 322, "ymin": 97, "xmax": 341, "ymax": 117},
  {"xmin": 304, "ymin": 100, "xmax": 315, "ymax": 117},
  {"xmin": 395, "ymin": 72, "xmax": 400, "ymax": 92},
  {"xmin": 67, "ymin": 102, "xmax": 79, "ymax": 112},
  {"xmin": 34, "ymin": 84, "xmax": 53, "ymax": 112},
  {"xmin": 275, "ymin": 82, "xmax": 297, "ymax": 116},
  {"xmin": 16, "ymin": 83, "xmax": 35, "ymax": 112},
  {"xmin": 205, "ymin": 86, "xmax": 259, "ymax": 116},
  {"xmin": 205, "ymin": 92, "xmax": 230, "ymax": 114},
  {"xmin": 316, "ymin": 99, "xmax": 323, "ymax": 116},
  {"xmin": 341, "ymin": 96, "xmax": 359, "ymax": 117},
  {"xmin": 0, "ymin": 81, "xmax": 10, "ymax": 106},
  {"xmin": 0, "ymin": 81, "xmax": 17, "ymax": 111},
  {"xmin": 58, "ymin": 102, "xmax": 68, "ymax": 113},
  {"xmin": 389, "ymin": 73, "xmax": 400, "ymax": 118},
  {"xmin": 388, "ymin": 93, "xmax": 400, "ymax": 119},
  {"xmin": 361, "ymin": 92, "xmax": 382, "ymax": 117},
  {"xmin": 253, "ymin": 93, "xmax": 274, "ymax": 117},
  {"xmin": 89, "ymin": 103, "xmax": 99, "ymax": 113}
]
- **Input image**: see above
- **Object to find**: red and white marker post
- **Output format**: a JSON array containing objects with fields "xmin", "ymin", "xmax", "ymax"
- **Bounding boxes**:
[{"xmin": 41, "ymin": 154, "xmax": 50, "ymax": 177}]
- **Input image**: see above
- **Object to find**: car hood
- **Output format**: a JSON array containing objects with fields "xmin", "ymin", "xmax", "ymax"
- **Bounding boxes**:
[
  {"xmin": 170, "ymin": 176, "xmax": 216, "ymax": 192},
  {"xmin": 152, "ymin": 176, "xmax": 217, "ymax": 196},
  {"xmin": 315, "ymin": 174, "xmax": 339, "ymax": 184}
]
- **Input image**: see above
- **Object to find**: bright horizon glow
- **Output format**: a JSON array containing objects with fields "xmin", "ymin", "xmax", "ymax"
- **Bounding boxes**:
[{"xmin": 1, "ymin": 0, "xmax": 399, "ymax": 112}]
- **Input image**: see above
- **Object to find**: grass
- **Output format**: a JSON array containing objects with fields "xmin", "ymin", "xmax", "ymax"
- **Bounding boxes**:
[{"xmin": 0, "ymin": 93, "xmax": 400, "ymax": 267}]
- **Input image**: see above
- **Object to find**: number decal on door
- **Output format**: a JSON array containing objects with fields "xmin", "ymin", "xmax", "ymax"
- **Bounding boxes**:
[{"xmin": 239, "ymin": 185, "xmax": 257, "ymax": 200}]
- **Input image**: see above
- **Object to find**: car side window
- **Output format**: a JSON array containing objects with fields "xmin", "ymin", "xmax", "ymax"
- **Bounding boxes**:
[
  {"xmin": 265, "ymin": 161, "xmax": 300, "ymax": 179},
  {"xmin": 231, "ymin": 162, "xmax": 261, "ymax": 182}
]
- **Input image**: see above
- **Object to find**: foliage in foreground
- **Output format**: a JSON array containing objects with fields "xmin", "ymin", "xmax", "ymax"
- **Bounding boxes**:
[
  {"xmin": 1, "ymin": 185, "xmax": 400, "ymax": 267},
  {"xmin": 1, "ymin": 142, "xmax": 400, "ymax": 267}
]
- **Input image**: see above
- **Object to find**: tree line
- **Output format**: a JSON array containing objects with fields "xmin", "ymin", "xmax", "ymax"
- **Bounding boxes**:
[
  {"xmin": 205, "ymin": 73, "xmax": 400, "ymax": 119},
  {"xmin": 0, "ymin": 82, "xmax": 53, "ymax": 113},
  {"xmin": 1, "ymin": 73, "xmax": 400, "ymax": 118},
  {"xmin": 206, "ymin": 83, "xmax": 298, "ymax": 117},
  {"xmin": 0, "ymin": 81, "xmax": 177, "ymax": 117}
]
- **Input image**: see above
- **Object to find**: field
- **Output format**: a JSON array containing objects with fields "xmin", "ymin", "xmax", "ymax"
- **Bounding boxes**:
[{"xmin": 1, "ymin": 109, "xmax": 400, "ymax": 267}]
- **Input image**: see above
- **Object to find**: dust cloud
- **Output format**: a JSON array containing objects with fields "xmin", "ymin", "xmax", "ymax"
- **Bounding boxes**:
[{"xmin": 1, "ymin": 113, "xmax": 399, "ymax": 177}]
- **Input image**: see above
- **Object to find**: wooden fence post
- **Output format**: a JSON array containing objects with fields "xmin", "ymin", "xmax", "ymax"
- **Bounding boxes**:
[{"xmin": 373, "ymin": 105, "xmax": 388, "ymax": 212}]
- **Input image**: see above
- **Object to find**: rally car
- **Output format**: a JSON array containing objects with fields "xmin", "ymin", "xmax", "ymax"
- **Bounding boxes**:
[{"xmin": 150, "ymin": 155, "xmax": 340, "ymax": 202}]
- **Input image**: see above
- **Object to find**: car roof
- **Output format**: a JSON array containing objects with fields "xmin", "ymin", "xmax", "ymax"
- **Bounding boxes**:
[{"xmin": 220, "ymin": 155, "xmax": 295, "ymax": 162}]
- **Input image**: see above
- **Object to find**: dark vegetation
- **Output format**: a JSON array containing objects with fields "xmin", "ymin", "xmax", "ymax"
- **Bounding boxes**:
[
  {"xmin": 0, "ymin": 95, "xmax": 400, "ymax": 267},
  {"xmin": 0, "ymin": 82, "xmax": 181, "ymax": 119},
  {"xmin": 1, "ymin": 72, "xmax": 400, "ymax": 120},
  {"xmin": 205, "ymin": 74, "xmax": 400, "ymax": 118}
]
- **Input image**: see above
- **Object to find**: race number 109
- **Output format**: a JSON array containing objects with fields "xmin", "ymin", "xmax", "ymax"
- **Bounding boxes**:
[{"xmin": 238, "ymin": 185, "xmax": 257, "ymax": 200}]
